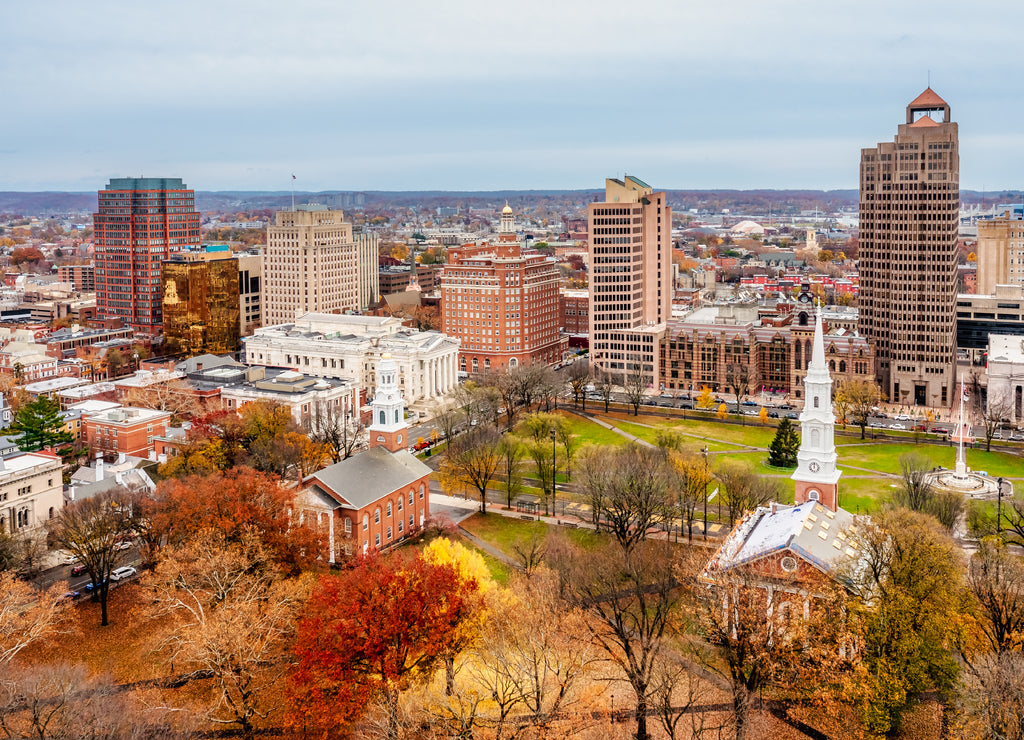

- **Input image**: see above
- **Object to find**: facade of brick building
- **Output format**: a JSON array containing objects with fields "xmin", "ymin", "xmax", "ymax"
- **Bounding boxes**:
[
  {"xmin": 83, "ymin": 406, "xmax": 171, "ymax": 458},
  {"xmin": 440, "ymin": 206, "xmax": 562, "ymax": 373}
]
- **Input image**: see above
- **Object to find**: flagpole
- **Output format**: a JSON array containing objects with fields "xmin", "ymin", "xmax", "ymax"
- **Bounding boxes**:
[{"xmin": 291, "ymin": 174, "xmax": 296, "ymax": 211}]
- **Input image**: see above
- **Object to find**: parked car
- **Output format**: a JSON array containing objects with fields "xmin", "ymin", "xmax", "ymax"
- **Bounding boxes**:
[
  {"xmin": 114, "ymin": 540, "xmax": 133, "ymax": 551},
  {"xmin": 895, "ymin": 414, "xmax": 911, "ymax": 421},
  {"xmin": 70, "ymin": 564, "xmax": 88, "ymax": 577},
  {"xmin": 110, "ymin": 566, "xmax": 137, "ymax": 582},
  {"xmin": 890, "ymin": 423, "xmax": 907, "ymax": 431},
  {"xmin": 768, "ymin": 411, "xmax": 779, "ymax": 418},
  {"xmin": 84, "ymin": 579, "xmax": 107, "ymax": 593},
  {"xmin": 742, "ymin": 400, "xmax": 758, "ymax": 406},
  {"xmin": 59, "ymin": 591, "xmax": 82, "ymax": 602},
  {"xmin": 784, "ymin": 413, "xmax": 798, "ymax": 419},
  {"xmin": 62, "ymin": 553, "xmax": 79, "ymax": 566}
]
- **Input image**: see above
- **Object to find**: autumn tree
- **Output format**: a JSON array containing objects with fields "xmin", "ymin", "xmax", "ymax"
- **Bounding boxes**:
[
  {"xmin": 845, "ymin": 509, "xmax": 970, "ymax": 734},
  {"xmin": 146, "ymin": 529, "xmax": 309, "ymax": 738},
  {"xmin": 835, "ymin": 379, "xmax": 881, "ymax": 439},
  {"xmin": 156, "ymin": 436, "xmax": 228, "ymax": 478},
  {"xmin": 724, "ymin": 360, "xmax": 755, "ymax": 414},
  {"xmin": 290, "ymin": 552, "xmax": 479, "ymax": 740},
  {"xmin": 767, "ymin": 416, "xmax": 799, "ymax": 467},
  {"xmin": 152, "ymin": 467, "xmax": 322, "ymax": 574},
  {"xmin": 438, "ymin": 424, "xmax": 502, "ymax": 513},
  {"xmin": 50, "ymin": 487, "xmax": 141, "ymax": 626},
  {"xmin": 554, "ymin": 420, "xmax": 580, "ymax": 481},
  {"xmin": 0, "ymin": 572, "xmax": 74, "ymax": 666},
  {"xmin": 696, "ymin": 385, "xmax": 715, "ymax": 410},
  {"xmin": 717, "ymin": 459, "xmax": 782, "ymax": 525},
  {"xmin": 956, "ymin": 651, "xmax": 1024, "ymax": 740},
  {"xmin": 8, "ymin": 396, "xmax": 74, "ymax": 453},
  {"xmin": 670, "ymin": 449, "xmax": 713, "ymax": 542},
  {"xmin": 579, "ymin": 444, "xmax": 670, "ymax": 554},
  {"xmin": 496, "ymin": 434, "xmax": 525, "ymax": 508},
  {"xmin": 121, "ymin": 378, "xmax": 201, "ymax": 422}
]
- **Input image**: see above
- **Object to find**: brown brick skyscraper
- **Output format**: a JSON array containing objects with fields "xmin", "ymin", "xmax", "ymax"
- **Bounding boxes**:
[{"xmin": 858, "ymin": 89, "xmax": 959, "ymax": 408}]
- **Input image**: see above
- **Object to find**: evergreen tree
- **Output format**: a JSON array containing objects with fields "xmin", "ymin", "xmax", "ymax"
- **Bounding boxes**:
[
  {"xmin": 767, "ymin": 417, "xmax": 800, "ymax": 468},
  {"xmin": 9, "ymin": 396, "xmax": 74, "ymax": 453}
]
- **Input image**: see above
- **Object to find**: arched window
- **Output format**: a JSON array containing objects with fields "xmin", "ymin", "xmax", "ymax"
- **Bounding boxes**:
[
  {"xmin": 798, "ymin": 312, "xmax": 808, "ymax": 326},
  {"xmin": 344, "ymin": 518, "xmax": 352, "ymax": 534},
  {"xmin": 839, "ymin": 360, "xmax": 846, "ymax": 373},
  {"xmin": 829, "ymin": 360, "xmax": 835, "ymax": 371},
  {"xmin": 409, "ymin": 491, "xmax": 413, "ymax": 505},
  {"xmin": 398, "ymin": 497, "xmax": 403, "ymax": 511},
  {"xmin": 509, "ymin": 357, "xmax": 518, "ymax": 368},
  {"xmin": 362, "ymin": 514, "xmax": 368, "ymax": 530},
  {"xmin": 419, "ymin": 484, "xmax": 425, "ymax": 500},
  {"xmin": 813, "ymin": 396, "xmax": 819, "ymax": 408},
  {"xmin": 374, "ymin": 508, "xmax": 381, "ymax": 524},
  {"xmin": 794, "ymin": 342, "xmax": 801, "ymax": 370},
  {"xmin": 387, "ymin": 527, "xmax": 393, "ymax": 540},
  {"xmin": 379, "ymin": 410, "xmax": 385, "ymax": 425},
  {"xmin": 387, "ymin": 502, "xmax": 392, "ymax": 517},
  {"xmin": 394, "ymin": 409, "xmax": 400, "ymax": 423},
  {"xmin": 48, "ymin": 507, "xmax": 54, "ymax": 519}
]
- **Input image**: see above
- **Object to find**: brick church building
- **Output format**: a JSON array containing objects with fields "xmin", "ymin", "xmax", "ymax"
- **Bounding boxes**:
[{"xmin": 298, "ymin": 353, "xmax": 431, "ymax": 562}]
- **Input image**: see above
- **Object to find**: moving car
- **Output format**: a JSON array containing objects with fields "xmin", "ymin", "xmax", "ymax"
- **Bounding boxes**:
[
  {"xmin": 70, "ymin": 564, "xmax": 88, "ymax": 577},
  {"xmin": 109, "ymin": 566, "xmax": 137, "ymax": 582}
]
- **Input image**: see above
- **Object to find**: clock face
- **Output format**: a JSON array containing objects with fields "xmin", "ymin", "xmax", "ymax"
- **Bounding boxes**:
[{"xmin": 809, "ymin": 461, "xmax": 821, "ymax": 473}]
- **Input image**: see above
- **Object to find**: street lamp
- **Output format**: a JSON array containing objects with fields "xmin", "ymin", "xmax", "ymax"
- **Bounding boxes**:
[
  {"xmin": 997, "ymin": 477, "xmax": 1007, "ymax": 535},
  {"xmin": 701, "ymin": 446, "xmax": 709, "ymax": 539},
  {"xmin": 550, "ymin": 428, "xmax": 557, "ymax": 517}
]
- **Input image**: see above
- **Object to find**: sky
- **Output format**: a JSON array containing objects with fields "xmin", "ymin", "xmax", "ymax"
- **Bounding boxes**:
[{"xmin": 2, "ymin": 0, "xmax": 1024, "ymax": 193}]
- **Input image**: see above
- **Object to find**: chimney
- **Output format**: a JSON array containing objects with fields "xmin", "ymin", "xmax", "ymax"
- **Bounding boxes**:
[
  {"xmin": 117, "ymin": 452, "xmax": 126, "ymax": 464},
  {"xmin": 770, "ymin": 502, "xmax": 778, "ymax": 514},
  {"xmin": 95, "ymin": 452, "xmax": 104, "ymax": 482}
]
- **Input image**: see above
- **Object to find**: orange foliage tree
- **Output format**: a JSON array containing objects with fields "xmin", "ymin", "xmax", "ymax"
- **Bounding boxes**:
[
  {"xmin": 151, "ymin": 467, "xmax": 322, "ymax": 574},
  {"xmin": 290, "ymin": 552, "xmax": 479, "ymax": 739}
]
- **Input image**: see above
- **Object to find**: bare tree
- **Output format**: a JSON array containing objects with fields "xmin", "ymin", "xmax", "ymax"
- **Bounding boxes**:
[
  {"xmin": 724, "ymin": 360, "xmax": 755, "ymax": 415},
  {"xmin": 50, "ymin": 487, "xmax": 140, "ymax": 626},
  {"xmin": 957, "ymin": 651, "xmax": 1024, "ymax": 740},
  {"xmin": 893, "ymin": 452, "xmax": 963, "ymax": 531},
  {"xmin": 623, "ymin": 362, "xmax": 650, "ymax": 416},
  {"xmin": 594, "ymin": 369, "xmax": 615, "ymax": 413},
  {"xmin": 434, "ymin": 405, "xmax": 461, "ymax": 448},
  {"xmin": 716, "ymin": 460, "xmax": 782, "ymax": 526},
  {"xmin": 121, "ymin": 378, "xmax": 202, "ymax": 422},
  {"xmin": 980, "ymin": 390, "xmax": 1014, "ymax": 452},
  {"xmin": 557, "ymin": 540, "xmax": 682, "ymax": 740},
  {"xmin": 555, "ymin": 422, "xmax": 580, "ymax": 481},
  {"xmin": 438, "ymin": 424, "xmax": 503, "ymax": 513},
  {"xmin": 566, "ymin": 359, "xmax": 591, "ymax": 410},
  {"xmin": 967, "ymin": 538, "xmax": 1024, "ymax": 653},
  {"xmin": 670, "ymin": 450, "xmax": 713, "ymax": 542},
  {"xmin": 579, "ymin": 444, "xmax": 671, "ymax": 554},
  {"xmin": 306, "ymin": 399, "xmax": 362, "ymax": 462}
]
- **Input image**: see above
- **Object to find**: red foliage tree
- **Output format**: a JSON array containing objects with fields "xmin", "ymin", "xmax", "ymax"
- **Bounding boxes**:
[
  {"xmin": 151, "ymin": 467, "xmax": 322, "ymax": 574},
  {"xmin": 290, "ymin": 552, "xmax": 478, "ymax": 739}
]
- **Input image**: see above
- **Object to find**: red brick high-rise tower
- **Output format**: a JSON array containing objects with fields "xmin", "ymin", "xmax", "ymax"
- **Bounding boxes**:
[{"xmin": 93, "ymin": 177, "xmax": 201, "ymax": 332}]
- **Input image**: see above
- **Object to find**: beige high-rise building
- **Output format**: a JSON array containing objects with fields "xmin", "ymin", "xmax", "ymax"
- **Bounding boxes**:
[
  {"xmin": 356, "ymin": 232, "xmax": 380, "ymax": 310},
  {"xmin": 976, "ymin": 205, "xmax": 1024, "ymax": 294},
  {"xmin": 587, "ymin": 176, "xmax": 671, "ymax": 384},
  {"xmin": 858, "ymin": 89, "xmax": 959, "ymax": 408},
  {"xmin": 263, "ymin": 205, "xmax": 359, "ymax": 325}
]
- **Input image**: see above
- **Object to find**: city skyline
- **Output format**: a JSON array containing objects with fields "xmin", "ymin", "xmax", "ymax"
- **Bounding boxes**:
[{"xmin": 3, "ymin": 0, "xmax": 1024, "ymax": 192}]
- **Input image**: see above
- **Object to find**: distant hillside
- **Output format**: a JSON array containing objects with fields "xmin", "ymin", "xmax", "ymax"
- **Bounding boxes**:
[{"xmin": 0, "ymin": 188, "xmax": 1019, "ymax": 219}]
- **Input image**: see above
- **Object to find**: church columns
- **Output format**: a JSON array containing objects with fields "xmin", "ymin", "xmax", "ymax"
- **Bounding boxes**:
[{"xmin": 328, "ymin": 513, "xmax": 335, "ymax": 565}]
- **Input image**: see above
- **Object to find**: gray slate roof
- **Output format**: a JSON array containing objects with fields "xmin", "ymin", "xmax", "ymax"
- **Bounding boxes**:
[{"xmin": 309, "ymin": 446, "xmax": 431, "ymax": 510}]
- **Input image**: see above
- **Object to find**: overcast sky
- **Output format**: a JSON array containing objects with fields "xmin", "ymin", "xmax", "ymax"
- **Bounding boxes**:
[{"xmin": 2, "ymin": 0, "xmax": 1023, "ymax": 192}]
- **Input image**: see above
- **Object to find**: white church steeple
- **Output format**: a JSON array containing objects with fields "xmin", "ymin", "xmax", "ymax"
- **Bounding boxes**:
[
  {"xmin": 369, "ymin": 353, "xmax": 408, "ymax": 453},
  {"xmin": 792, "ymin": 304, "xmax": 842, "ymax": 510}
]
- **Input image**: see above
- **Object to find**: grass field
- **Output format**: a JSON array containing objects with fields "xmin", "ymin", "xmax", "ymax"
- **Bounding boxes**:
[
  {"xmin": 839, "ymin": 443, "xmax": 1024, "ymax": 478},
  {"xmin": 460, "ymin": 511, "xmax": 605, "ymax": 557}
]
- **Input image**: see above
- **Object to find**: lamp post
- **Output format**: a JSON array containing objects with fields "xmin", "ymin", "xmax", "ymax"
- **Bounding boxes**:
[
  {"xmin": 701, "ymin": 446, "xmax": 709, "ymax": 539},
  {"xmin": 997, "ymin": 477, "xmax": 1006, "ymax": 535},
  {"xmin": 550, "ymin": 428, "xmax": 557, "ymax": 517}
]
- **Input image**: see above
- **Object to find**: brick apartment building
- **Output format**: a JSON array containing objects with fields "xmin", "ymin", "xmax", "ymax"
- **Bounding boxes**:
[
  {"xmin": 561, "ymin": 289, "xmax": 589, "ymax": 334},
  {"xmin": 84, "ymin": 406, "xmax": 171, "ymax": 458},
  {"xmin": 440, "ymin": 206, "xmax": 562, "ymax": 373}
]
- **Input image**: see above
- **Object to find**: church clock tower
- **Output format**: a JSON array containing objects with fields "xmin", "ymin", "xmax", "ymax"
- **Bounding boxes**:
[
  {"xmin": 369, "ymin": 353, "xmax": 407, "ymax": 453},
  {"xmin": 792, "ymin": 305, "xmax": 842, "ymax": 510}
]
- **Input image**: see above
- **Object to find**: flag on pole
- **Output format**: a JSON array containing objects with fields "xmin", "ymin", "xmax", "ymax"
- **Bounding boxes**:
[{"xmin": 292, "ymin": 174, "xmax": 296, "ymax": 180}]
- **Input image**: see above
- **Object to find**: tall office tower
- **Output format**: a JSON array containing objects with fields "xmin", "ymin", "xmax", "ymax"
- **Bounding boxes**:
[
  {"xmin": 263, "ymin": 205, "xmax": 359, "ymax": 325},
  {"xmin": 93, "ymin": 177, "xmax": 201, "ymax": 332},
  {"xmin": 859, "ymin": 89, "xmax": 959, "ymax": 408},
  {"xmin": 356, "ymin": 232, "xmax": 380, "ymax": 310},
  {"xmin": 976, "ymin": 205, "xmax": 1024, "ymax": 293},
  {"xmin": 440, "ymin": 206, "xmax": 561, "ymax": 373},
  {"xmin": 587, "ymin": 176, "xmax": 671, "ymax": 383}
]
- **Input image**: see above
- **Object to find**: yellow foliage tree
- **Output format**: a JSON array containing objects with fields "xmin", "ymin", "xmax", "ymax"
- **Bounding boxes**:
[
  {"xmin": 390, "ymin": 243, "xmax": 410, "ymax": 262},
  {"xmin": 716, "ymin": 403, "xmax": 728, "ymax": 419},
  {"xmin": 759, "ymin": 407, "xmax": 769, "ymax": 425},
  {"xmin": 696, "ymin": 386, "xmax": 715, "ymax": 409},
  {"xmin": 967, "ymin": 251, "xmax": 977, "ymax": 262},
  {"xmin": 421, "ymin": 538, "xmax": 493, "ymax": 694}
]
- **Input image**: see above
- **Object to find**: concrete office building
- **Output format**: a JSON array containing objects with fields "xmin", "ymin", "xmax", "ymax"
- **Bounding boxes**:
[
  {"xmin": 587, "ymin": 176, "xmax": 671, "ymax": 383},
  {"xmin": 977, "ymin": 205, "xmax": 1024, "ymax": 294},
  {"xmin": 858, "ymin": 89, "xmax": 959, "ymax": 407},
  {"xmin": 93, "ymin": 177, "xmax": 201, "ymax": 332},
  {"xmin": 440, "ymin": 206, "xmax": 562, "ymax": 373},
  {"xmin": 263, "ymin": 206, "xmax": 359, "ymax": 325}
]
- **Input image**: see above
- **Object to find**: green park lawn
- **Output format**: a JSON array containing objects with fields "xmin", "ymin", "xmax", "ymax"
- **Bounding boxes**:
[
  {"xmin": 838, "ymin": 443, "xmax": 1024, "ymax": 478},
  {"xmin": 461, "ymin": 511, "xmax": 605, "ymax": 558}
]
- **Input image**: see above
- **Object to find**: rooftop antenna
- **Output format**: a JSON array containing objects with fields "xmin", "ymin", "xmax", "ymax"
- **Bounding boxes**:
[
  {"xmin": 291, "ymin": 174, "xmax": 296, "ymax": 211},
  {"xmin": 927, "ymin": 70, "xmax": 931, "ymax": 88}
]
